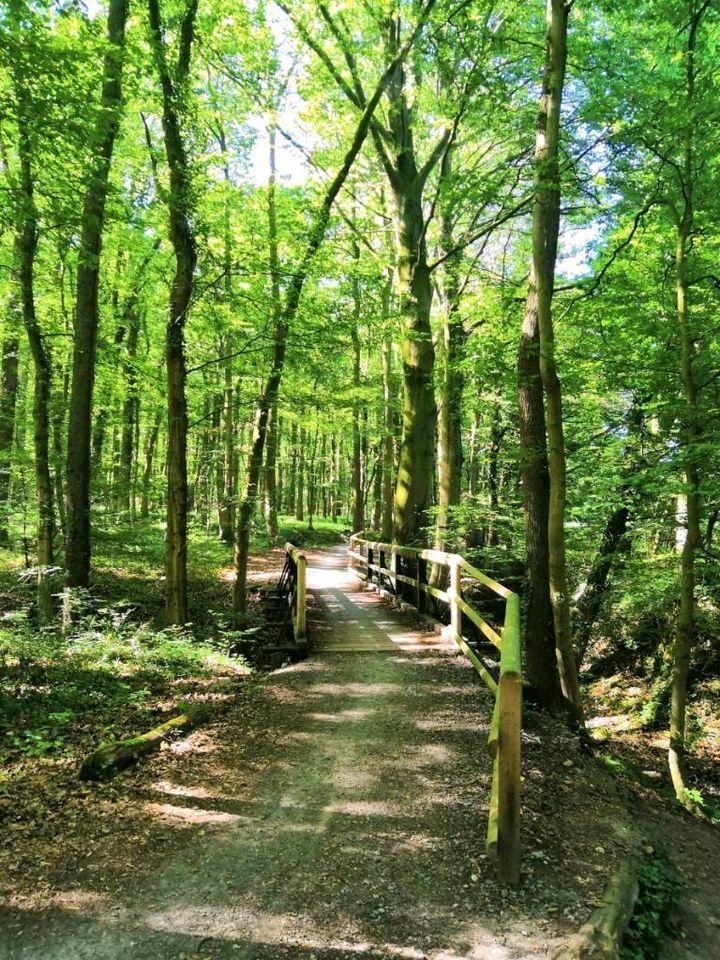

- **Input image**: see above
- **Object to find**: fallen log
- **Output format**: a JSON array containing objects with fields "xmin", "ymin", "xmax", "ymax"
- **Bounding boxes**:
[{"xmin": 79, "ymin": 702, "xmax": 218, "ymax": 781}]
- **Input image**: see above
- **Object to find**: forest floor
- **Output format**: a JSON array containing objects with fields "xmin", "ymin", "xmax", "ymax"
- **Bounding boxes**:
[
  {"xmin": 0, "ymin": 540, "xmax": 631, "ymax": 960},
  {"xmin": 0, "ymin": 530, "xmax": 717, "ymax": 958}
]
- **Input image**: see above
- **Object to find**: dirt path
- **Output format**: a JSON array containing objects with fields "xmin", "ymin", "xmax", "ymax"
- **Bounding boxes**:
[{"xmin": 0, "ymin": 548, "xmax": 622, "ymax": 959}]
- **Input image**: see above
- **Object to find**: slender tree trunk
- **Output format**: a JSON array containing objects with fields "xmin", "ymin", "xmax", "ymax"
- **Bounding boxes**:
[
  {"xmin": 9, "ymin": 24, "xmax": 55, "ymax": 620},
  {"xmin": 287, "ymin": 419, "xmax": 297, "ymax": 516},
  {"xmin": 118, "ymin": 308, "xmax": 140, "ymax": 514},
  {"xmin": 574, "ymin": 505, "xmax": 629, "ymax": 666},
  {"xmin": 147, "ymin": 0, "xmax": 199, "ymax": 625},
  {"xmin": 0, "ymin": 334, "xmax": 20, "ymax": 544},
  {"xmin": 141, "ymin": 410, "xmax": 161, "ymax": 518},
  {"xmin": 487, "ymin": 401, "xmax": 506, "ymax": 548},
  {"xmin": 351, "ymin": 254, "xmax": 364, "ymax": 532},
  {"xmin": 264, "ymin": 401, "xmax": 279, "ymax": 538},
  {"xmin": 296, "ymin": 426, "xmax": 305, "ymax": 522},
  {"xmin": 217, "ymin": 339, "xmax": 236, "ymax": 544},
  {"xmin": 525, "ymin": 0, "xmax": 583, "ymax": 723},
  {"xmin": 65, "ymin": 0, "xmax": 129, "ymax": 589}
]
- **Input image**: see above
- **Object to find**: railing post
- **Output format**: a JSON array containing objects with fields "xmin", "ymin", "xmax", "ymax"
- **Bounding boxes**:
[
  {"xmin": 390, "ymin": 546, "xmax": 397, "ymax": 596},
  {"xmin": 295, "ymin": 552, "xmax": 306, "ymax": 640},
  {"xmin": 449, "ymin": 556, "xmax": 461, "ymax": 640},
  {"xmin": 497, "ymin": 592, "xmax": 522, "ymax": 886},
  {"xmin": 367, "ymin": 545, "xmax": 374, "ymax": 585},
  {"xmin": 416, "ymin": 554, "xmax": 426, "ymax": 614}
]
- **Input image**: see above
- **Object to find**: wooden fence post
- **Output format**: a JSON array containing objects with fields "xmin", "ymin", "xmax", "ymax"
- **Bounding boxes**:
[
  {"xmin": 416, "ymin": 555, "xmax": 426, "ymax": 614},
  {"xmin": 296, "ymin": 553, "xmax": 307, "ymax": 640},
  {"xmin": 497, "ymin": 592, "xmax": 521, "ymax": 886},
  {"xmin": 390, "ymin": 547, "xmax": 397, "ymax": 596},
  {"xmin": 449, "ymin": 556, "xmax": 461, "ymax": 640}
]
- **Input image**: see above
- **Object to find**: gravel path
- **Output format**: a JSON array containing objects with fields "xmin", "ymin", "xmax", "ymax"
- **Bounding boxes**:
[{"xmin": 1, "ymin": 547, "xmax": 563, "ymax": 959}]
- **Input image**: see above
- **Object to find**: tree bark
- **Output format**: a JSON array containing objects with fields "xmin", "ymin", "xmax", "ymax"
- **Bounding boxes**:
[
  {"xmin": 147, "ymin": 0, "xmax": 199, "ymax": 625},
  {"xmin": 669, "ymin": 0, "xmax": 705, "ymax": 805},
  {"xmin": 351, "ymin": 248, "xmax": 364, "ymax": 532},
  {"xmin": 573, "ymin": 505, "xmax": 629, "ymax": 666},
  {"xmin": 9, "ymin": 14, "xmax": 55, "ymax": 620},
  {"xmin": 381, "ymin": 332, "xmax": 394, "ymax": 542},
  {"xmin": 522, "ymin": 0, "xmax": 582, "ymax": 721},
  {"xmin": 65, "ymin": 0, "xmax": 129, "ymax": 588},
  {"xmin": 140, "ymin": 410, "xmax": 162, "ymax": 518},
  {"xmin": 0, "ymin": 334, "xmax": 20, "ymax": 544},
  {"xmin": 434, "ymin": 145, "xmax": 464, "ymax": 553}
]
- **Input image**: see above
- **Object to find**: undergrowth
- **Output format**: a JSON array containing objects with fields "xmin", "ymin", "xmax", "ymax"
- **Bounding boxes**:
[
  {"xmin": 0, "ymin": 515, "xmax": 347, "ymax": 765},
  {"xmin": 620, "ymin": 849, "xmax": 682, "ymax": 960}
]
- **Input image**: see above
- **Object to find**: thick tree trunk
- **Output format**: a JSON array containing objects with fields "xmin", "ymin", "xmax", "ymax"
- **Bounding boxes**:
[
  {"xmin": 526, "ymin": 0, "xmax": 583, "ymax": 723},
  {"xmin": 434, "ymin": 147, "xmax": 463, "ymax": 553},
  {"xmin": 669, "ymin": 6, "xmax": 704, "ymax": 803},
  {"xmin": 147, "ymin": 0, "xmax": 199, "ymax": 625},
  {"xmin": 392, "ymin": 184, "xmax": 436, "ymax": 544},
  {"xmin": 65, "ymin": 0, "xmax": 129, "ymax": 589},
  {"xmin": 381, "ymin": 334, "xmax": 394, "ymax": 542},
  {"xmin": 518, "ymin": 287, "xmax": 561, "ymax": 710},
  {"xmin": 0, "ymin": 334, "xmax": 20, "ymax": 544}
]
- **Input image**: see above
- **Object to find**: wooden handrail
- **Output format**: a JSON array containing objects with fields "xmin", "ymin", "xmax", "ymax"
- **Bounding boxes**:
[
  {"xmin": 348, "ymin": 532, "xmax": 522, "ymax": 886},
  {"xmin": 285, "ymin": 542, "xmax": 307, "ymax": 642}
]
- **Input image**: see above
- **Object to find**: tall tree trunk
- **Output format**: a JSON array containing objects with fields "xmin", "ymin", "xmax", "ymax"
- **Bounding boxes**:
[
  {"xmin": 525, "ymin": 0, "xmax": 583, "ymax": 723},
  {"xmin": 391, "ymin": 180, "xmax": 435, "ymax": 544},
  {"xmin": 141, "ymin": 410, "xmax": 161, "ymax": 518},
  {"xmin": 434, "ymin": 146, "xmax": 464, "ymax": 553},
  {"xmin": 9, "ymin": 16, "xmax": 55, "ymax": 620},
  {"xmin": 0, "ymin": 334, "xmax": 20, "ymax": 544},
  {"xmin": 669, "ymin": 1, "xmax": 705, "ymax": 805},
  {"xmin": 65, "ymin": 0, "xmax": 129, "ymax": 589},
  {"xmin": 217, "ymin": 339, "xmax": 236, "ymax": 544},
  {"xmin": 381, "ymin": 333, "xmax": 394, "ymax": 542},
  {"xmin": 264, "ymin": 401, "xmax": 279, "ymax": 538},
  {"xmin": 296, "ymin": 426, "xmax": 305, "ymax": 522},
  {"xmin": 117, "ymin": 308, "xmax": 140, "ymax": 514},
  {"xmin": 287, "ymin": 419, "xmax": 297, "ymax": 516},
  {"xmin": 147, "ymin": 0, "xmax": 199, "ymax": 625},
  {"xmin": 351, "ymin": 252, "xmax": 364, "ymax": 532},
  {"xmin": 487, "ymin": 401, "xmax": 505, "ymax": 548}
]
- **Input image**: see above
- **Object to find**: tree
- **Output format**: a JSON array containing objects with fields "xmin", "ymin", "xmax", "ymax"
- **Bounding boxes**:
[
  {"xmin": 65, "ymin": 0, "xmax": 130, "ymax": 591},
  {"xmin": 146, "ymin": 0, "xmax": 199, "ymax": 625}
]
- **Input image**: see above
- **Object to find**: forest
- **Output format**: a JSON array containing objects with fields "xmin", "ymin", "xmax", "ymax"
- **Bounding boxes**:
[{"xmin": 0, "ymin": 0, "xmax": 719, "ymax": 957}]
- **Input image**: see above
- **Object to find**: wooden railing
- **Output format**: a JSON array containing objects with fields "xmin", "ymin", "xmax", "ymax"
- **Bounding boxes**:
[
  {"xmin": 348, "ymin": 532, "xmax": 522, "ymax": 886},
  {"xmin": 281, "ymin": 542, "xmax": 307, "ymax": 644}
]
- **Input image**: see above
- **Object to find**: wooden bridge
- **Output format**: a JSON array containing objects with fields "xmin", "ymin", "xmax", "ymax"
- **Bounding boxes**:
[{"xmin": 281, "ymin": 535, "xmax": 523, "ymax": 886}]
